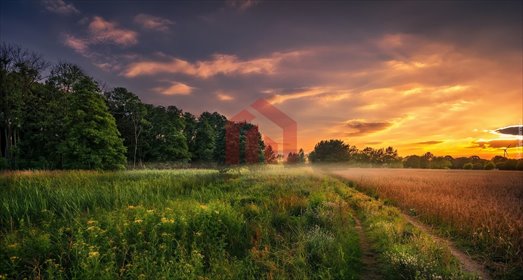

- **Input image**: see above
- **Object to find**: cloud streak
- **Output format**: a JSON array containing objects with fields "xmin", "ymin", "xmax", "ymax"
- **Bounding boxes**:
[
  {"xmin": 345, "ymin": 120, "xmax": 391, "ymax": 136},
  {"xmin": 123, "ymin": 51, "xmax": 304, "ymax": 78},
  {"xmin": 42, "ymin": 0, "xmax": 79, "ymax": 15},
  {"xmin": 134, "ymin": 14, "xmax": 174, "ymax": 32}
]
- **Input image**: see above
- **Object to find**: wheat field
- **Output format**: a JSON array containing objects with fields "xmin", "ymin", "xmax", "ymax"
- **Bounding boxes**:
[{"xmin": 332, "ymin": 168, "xmax": 523, "ymax": 278}]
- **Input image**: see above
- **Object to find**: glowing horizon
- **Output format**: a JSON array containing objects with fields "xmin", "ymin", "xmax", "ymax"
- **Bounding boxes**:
[{"xmin": 2, "ymin": 0, "xmax": 522, "ymax": 159}]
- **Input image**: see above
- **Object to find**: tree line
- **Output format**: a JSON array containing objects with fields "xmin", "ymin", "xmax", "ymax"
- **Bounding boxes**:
[
  {"xmin": 0, "ymin": 43, "xmax": 265, "ymax": 170},
  {"xmin": 304, "ymin": 139, "xmax": 523, "ymax": 170}
]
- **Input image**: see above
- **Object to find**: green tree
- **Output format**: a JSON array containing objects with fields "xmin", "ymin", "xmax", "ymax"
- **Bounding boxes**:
[
  {"xmin": 484, "ymin": 161, "xmax": 496, "ymax": 170},
  {"xmin": 105, "ymin": 87, "xmax": 147, "ymax": 167},
  {"xmin": 183, "ymin": 112, "xmax": 198, "ymax": 160},
  {"xmin": 142, "ymin": 105, "xmax": 189, "ymax": 162},
  {"xmin": 194, "ymin": 118, "xmax": 215, "ymax": 162},
  {"xmin": 309, "ymin": 140, "xmax": 354, "ymax": 163},
  {"xmin": 0, "ymin": 43, "xmax": 47, "ymax": 167},
  {"xmin": 420, "ymin": 152, "xmax": 434, "ymax": 168},
  {"xmin": 60, "ymin": 77, "xmax": 126, "ymax": 170},
  {"xmin": 403, "ymin": 155, "xmax": 421, "ymax": 168},
  {"xmin": 430, "ymin": 156, "xmax": 452, "ymax": 169},
  {"xmin": 287, "ymin": 149, "xmax": 305, "ymax": 164}
]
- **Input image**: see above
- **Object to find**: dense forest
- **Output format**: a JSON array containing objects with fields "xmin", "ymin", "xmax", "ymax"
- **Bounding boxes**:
[
  {"xmin": 0, "ymin": 43, "xmax": 265, "ymax": 170},
  {"xmin": 1, "ymin": 42, "xmax": 521, "ymax": 170}
]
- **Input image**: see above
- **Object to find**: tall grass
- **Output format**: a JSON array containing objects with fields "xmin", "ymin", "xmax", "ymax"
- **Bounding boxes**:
[
  {"xmin": 332, "ymin": 168, "xmax": 523, "ymax": 279},
  {"xmin": 1, "ymin": 169, "xmax": 361, "ymax": 279}
]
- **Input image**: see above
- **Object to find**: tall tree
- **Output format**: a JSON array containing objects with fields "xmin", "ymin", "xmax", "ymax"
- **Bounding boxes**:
[
  {"xmin": 142, "ymin": 105, "xmax": 189, "ymax": 162},
  {"xmin": 59, "ymin": 76, "xmax": 126, "ymax": 169},
  {"xmin": 0, "ymin": 43, "xmax": 47, "ymax": 167},
  {"xmin": 105, "ymin": 87, "xmax": 147, "ymax": 167},
  {"xmin": 194, "ymin": 118, "xmax": 215, "ymax": 162},
  {"xmin": 183, "ymin": 112, "xmax": 198, "ymax": 160}
]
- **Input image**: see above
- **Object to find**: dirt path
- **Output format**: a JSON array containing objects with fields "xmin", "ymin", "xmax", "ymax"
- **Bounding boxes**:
[
  {"xmin": 329, "ymin": 171, "xmax": 492, "ymax": 279},
  {"xmin": 352, "ymin": 215, "xmax": 382, "ymax": 279},
  {"xmin": 400, "ymin": 214, "xmax": 491, "ymax": 280}
]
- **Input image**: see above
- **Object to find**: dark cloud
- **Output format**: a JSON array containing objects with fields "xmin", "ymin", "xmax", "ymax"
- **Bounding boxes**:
[
  {"xmin": 364, "ymin": 141, "xmax": 382, "ymax": 145},
  {"xmin": 474, "ymin": 139, "xmax": 523, "ymax": 149},
  {"xmin": 346, "ymin": 120, "xmax": 391, "ymax": 136},
  {"xmin": 495, "ymin": 125, "xmax": 523, "ymax": 136},
  {"xmin": 415, "ymin": 141, "xmax": 443, "ymax": 145}
]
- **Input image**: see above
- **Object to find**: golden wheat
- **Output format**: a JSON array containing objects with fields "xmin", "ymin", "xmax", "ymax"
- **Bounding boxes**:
[{"xmin": 332, "ymin": 168, "xmax": 523, "ymax": 276}]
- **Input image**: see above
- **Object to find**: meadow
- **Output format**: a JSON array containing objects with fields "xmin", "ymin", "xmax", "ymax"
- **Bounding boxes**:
[
  {"xmin": 0, "ymin": 168, "xmax": 474, "ymax": 279},
  {"xmin": 331, "ymin": 168, "xmax": 523, "ymax": 279}
]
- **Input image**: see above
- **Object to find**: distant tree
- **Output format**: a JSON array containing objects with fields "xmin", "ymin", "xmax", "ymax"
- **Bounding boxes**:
[
  {"xmin": 194, "ymin": 118, "xmax": 215, "ymax": 162},
  {"xmin": 420, "ymin": 152, "xmax": 434, "ymax": 168},
  {"xmin": 264, "ymin": 145, "xmax": 277, "ymax": 164},
  {"xmin": 463, "ymin": 163, "xmax": 473, "ymax": 170},
  {"xmin": 287, "ymin": 149, "xmax": 305, "ymax": 164},
  {"xmin": 383, "ymin": 146, "xmax": 400, "ymax": 165},
  {"xmin": 0, "ymin": 43, "xmax": 47, "ymax": 167},
  {"xmin": 484, "ymin": 161, "xmax": 496, "ymax": 170},
  {"xmin": 59, "ymin": 77, "xmax": 126, "ymax": 169},
  {"xmin": 221, "ymin": 121, "xmax": 264, "ymax": 165},
  {"xmin": 298, "ymin": 148, "xmax": 305, "ymax": 163},
  {"xmin": 142, "ymin": 105, "xmax": 189, "ymax": 162},
  {"xmin": 183, "ymin": 112, "xmax": 198, "ymax": 160},
  {"xmin": 516, "ymin": 159, "xmax": 523, "ymax": 171},
  {"xmin": 403, "ymin": 155, "xmax": 421, "ymax": 168},
  {"xmin": 309, "ymin": 140, "xmax": 354, "ymax": 163},
  {"xmin": 451, "ymin": 157, "xmax": 469, "ymax": 169},
  {"xmin": 105, "ymin": 87, "xmax": 147, "ymax": 167},
  {"xmin": 472, "ymin": 162, "xmax": 483, "ymax": 170},
  {"xmin": 16, "ymin": 83, "xmax": 64, "ymax": 168},
  {"xmin": 431, "ymin": 156, "xmax": 452, "ymax": 169}
]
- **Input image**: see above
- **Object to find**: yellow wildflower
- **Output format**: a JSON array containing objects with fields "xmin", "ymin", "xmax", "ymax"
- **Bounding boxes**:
[
  {"xmin": 134, "ymin": 219, "xmax": 143, "ymax": 224},
  {"xmin": 88, "ymin": 251, "xmax": 100, "ymax": 258},
  {"xmin": 87, "ymin": 220, "xmax": 97, "ymax": 225},
  {"xmin": 161, "ymin": 217, "xmax": 174, "ymax": 224}
]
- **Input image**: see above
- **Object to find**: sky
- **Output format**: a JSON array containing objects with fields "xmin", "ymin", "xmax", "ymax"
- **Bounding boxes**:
[{"xmin": 1, "ymin": 0, "xmax": 522, "ymax": 158}]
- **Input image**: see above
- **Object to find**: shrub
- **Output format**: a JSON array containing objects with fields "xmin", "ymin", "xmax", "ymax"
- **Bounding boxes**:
[{"xmin": 484, "ymin": 161, "xmax": 496, "ymax": 170}]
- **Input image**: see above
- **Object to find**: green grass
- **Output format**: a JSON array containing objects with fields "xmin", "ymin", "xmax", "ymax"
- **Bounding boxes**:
[{"xmin": 0, "ymin": 168, "xmax": 474, "ymax": 279}]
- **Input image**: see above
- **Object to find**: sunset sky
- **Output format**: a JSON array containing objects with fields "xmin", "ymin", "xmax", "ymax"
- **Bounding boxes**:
[{"xmin": 2, "ymin": 0, "xmax": 522, "ymax": 158}]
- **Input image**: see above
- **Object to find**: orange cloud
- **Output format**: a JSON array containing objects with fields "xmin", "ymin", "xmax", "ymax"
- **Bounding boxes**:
[
  {"xmin": 266, "ymin": 87, "xmax": 352, "ymax": 105},
  {"xmin": 89, "ymin": 16, "xmax": 138, "ymax": 46},
  {"xmin": 474, "ymin": 139, "xmax": 523, "ymax": 148},
  {"xmin": 134, "ymin": 14, "xmax": 174, "ymax": 32},
  {"xmin": 345, "ymin": 120, "xmax": 391, "ymax": 136},
  {"xmin": 123, "ymin": 51, "xmax": 304, "ymax": 78},
  {"xmin": 153, "ymin": 82, "xmax": 193, "ymax": 96},
  {"xmin": 63, "ymin": 34, "xmax": 89, "ymax": 55},
  {"xmin": 216, "ymin": 91, "xmax": 234, "ymax": 101}
]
